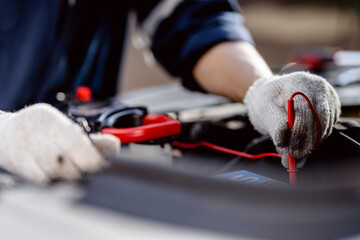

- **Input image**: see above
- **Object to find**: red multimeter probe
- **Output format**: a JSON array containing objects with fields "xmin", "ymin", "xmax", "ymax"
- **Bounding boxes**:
[{"xmin": 287, "ymin": 92, "xmax": 322, "ymax": 184}]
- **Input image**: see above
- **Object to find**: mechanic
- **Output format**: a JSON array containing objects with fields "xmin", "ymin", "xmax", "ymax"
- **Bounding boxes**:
[{"xmin": 0, "ymin": 0, "xmax": 340, "ymax": 183}]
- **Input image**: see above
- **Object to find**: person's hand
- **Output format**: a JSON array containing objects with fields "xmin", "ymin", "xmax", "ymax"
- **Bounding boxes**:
[
  {"xmin": 0, "ymin": 104, "xmax": 120, "ymax": 184},
  {"xmin": 244, "ymin": 72, "xmax": 341, "ymax": 168}
]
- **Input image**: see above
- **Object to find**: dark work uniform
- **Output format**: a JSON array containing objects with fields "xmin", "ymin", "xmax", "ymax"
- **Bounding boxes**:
[{"xmin": 0, "ymin": 0, "xmax": 253, "ymax": 111}]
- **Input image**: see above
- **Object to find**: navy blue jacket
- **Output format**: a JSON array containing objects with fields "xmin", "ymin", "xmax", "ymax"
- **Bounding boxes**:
[{"xmin": 0, "ymin": 0, "xmax": 253, "ymax": 111}]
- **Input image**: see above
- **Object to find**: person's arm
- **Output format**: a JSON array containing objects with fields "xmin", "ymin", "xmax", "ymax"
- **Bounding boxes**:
[
  {"xmin": 137, "ymin": 0, "xmax": 341, "ymax": 168},
  {"xmin": 135, "ymin": 0, "xmax": 255, "ymax": 92},
  {"xmin": 193, "ymin": 41, "xmax": 272, "ymax": 102}
]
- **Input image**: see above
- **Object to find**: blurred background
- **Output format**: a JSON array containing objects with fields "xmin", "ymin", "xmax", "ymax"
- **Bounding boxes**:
[{"xmin": 119, "ymin": 0, "xmax": 360, "ymax": 92}]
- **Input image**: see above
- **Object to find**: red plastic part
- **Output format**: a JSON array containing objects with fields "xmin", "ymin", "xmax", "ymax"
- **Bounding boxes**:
[
  {"xmin": 287, "ymin": 154, "xmax": 298, "ymax": 184},
  {"xmin": 75, "ymin": 86, "xmax": 92, "ymax": 102},
  {"xmin": 288, "ymin": 99, "xmax": 295, "ymax": 129},
  {"xmin": 295, "ymin": 53, "xmax": 324, "ymax": 70},
  {"xmin": 288, "ymin": 98, "xmax": 297, "ymax": 184},
  {"xmin": 101, "ymin": 114, "xmax": 181, "ymax": 143}
]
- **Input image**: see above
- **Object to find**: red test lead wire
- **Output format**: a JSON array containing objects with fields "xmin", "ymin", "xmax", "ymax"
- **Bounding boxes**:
[
  {"xmin": 172, "ymin": 141, "xmax": 281, "ymax": 159},
  {"xmin": 287, "ymin": 92, "xmax": 322, "ymax": 184}
]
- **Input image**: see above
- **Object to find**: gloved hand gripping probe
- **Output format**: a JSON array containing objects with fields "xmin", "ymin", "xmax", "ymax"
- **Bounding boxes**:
[{"xmin": 287, "ymin": 92, "xmax": 322, "ymax": 184}]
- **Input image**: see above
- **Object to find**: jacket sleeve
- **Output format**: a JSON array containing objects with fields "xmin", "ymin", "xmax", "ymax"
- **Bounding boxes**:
[{"xmin": 134, "ymin": 0, "xmax": 254, "ymax": 92}]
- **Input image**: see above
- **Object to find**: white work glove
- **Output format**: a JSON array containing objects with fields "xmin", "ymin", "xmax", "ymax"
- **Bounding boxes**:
[
  {"xmin": 0, "ymin": 104, "xmax": 120, "ymax": 184},
  {"xmin": 244, "ymin": 72, "xmax": 341, "ymax": 168}
]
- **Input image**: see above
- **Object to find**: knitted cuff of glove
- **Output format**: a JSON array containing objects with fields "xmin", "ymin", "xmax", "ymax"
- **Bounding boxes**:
[
  {"xmin": 243, "ymin": 76, "xmax": 286, "ymax": 137},
  {"xmin": 243, "ymin": 77, "xmax": 269, "ymax": 109},
  {"xmin": 243, "ymin": 77, "xmax": 272, "ymax": 136},
  {"xmin": 0, "ymin": 111, "xmax": 13, "ymax": 122}
]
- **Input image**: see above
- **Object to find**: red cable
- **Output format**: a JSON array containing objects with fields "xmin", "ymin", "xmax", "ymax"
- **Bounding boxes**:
[
  {"xmin": 287, "ymin": 92, "xmax": 322, "ymax": 184},
  {"xmin": 172, "ymin": 141, "xmax": 281, "ymax": 159}
]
